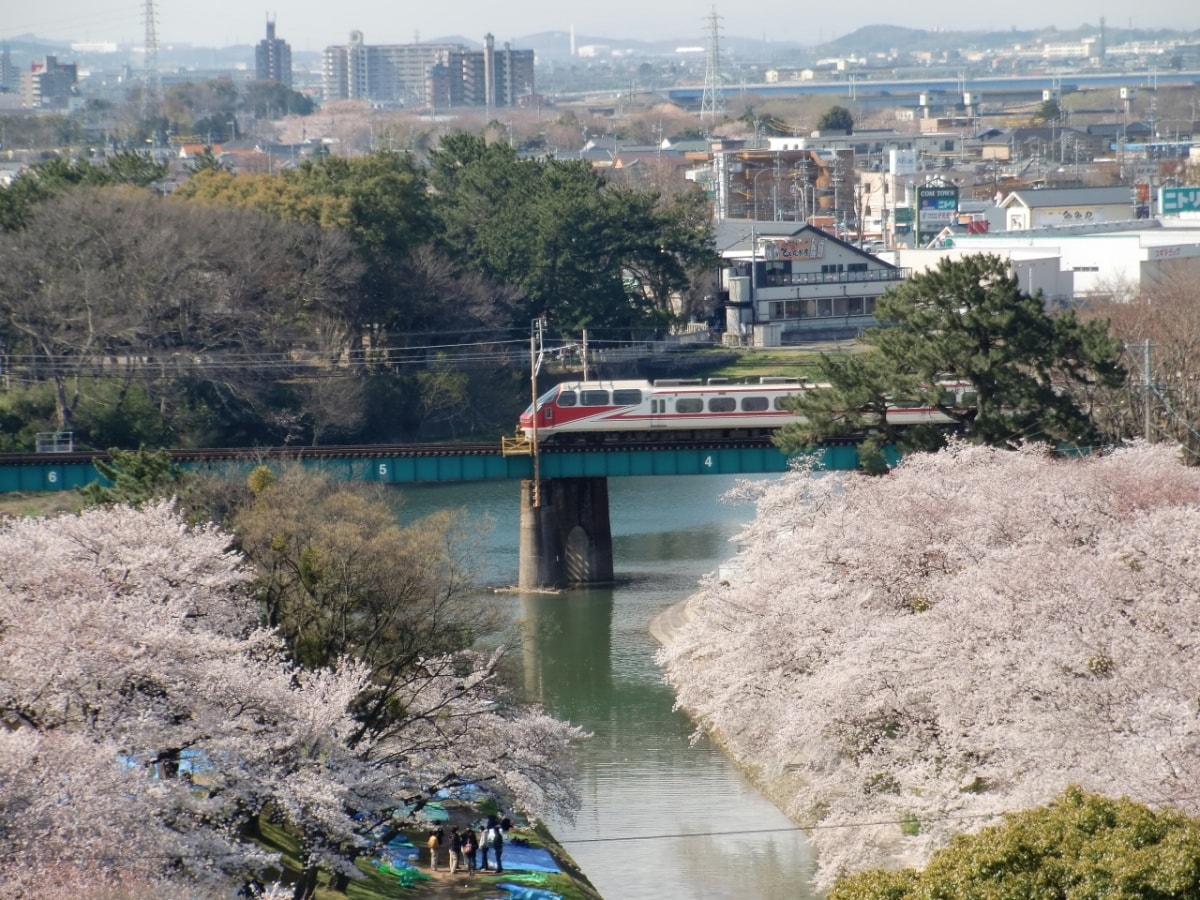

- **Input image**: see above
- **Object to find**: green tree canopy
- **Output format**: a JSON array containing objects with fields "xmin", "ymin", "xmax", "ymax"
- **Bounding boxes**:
[
  {"xmin": 775, "ymin": 254, "xmax": 1126, "ymax": 468},
  {"xmin": 0, "ymin": 152, "xmax": 168, "ymax": 232},
  {"xmin": 243, "ymin": 79, "xmax": 315, "ymax": 118},
  {"xmin": 77, "ymin": 447, "xmax": 185, "ymax": 508},
  {"xmin": 818, "ymin": 105, "xmax": 855, "ymax": 132},
  {"xmin": 830, "ymin": 787, "xmax": 1200, "ymax": 900},
  {"xmin": 427, "ymin": 132, "xmax": 714, "ymax": 335},
  {"xmin": 1037, "ymin": 98, "xmax": 1064, "ymax": 122}
]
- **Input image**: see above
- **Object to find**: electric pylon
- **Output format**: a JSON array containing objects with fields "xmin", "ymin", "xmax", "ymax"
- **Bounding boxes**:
[
  {"xmin": 141, "ymin": 0, "xmax": 161, "ymax": 119},
  {"xmin": 700, "ymin": 6, "xmax": 724, "ymax": 125}
]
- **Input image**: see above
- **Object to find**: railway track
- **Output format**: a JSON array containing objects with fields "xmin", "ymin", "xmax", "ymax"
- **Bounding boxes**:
[{"xmin": 0, "ymin": 435, "xmax": 805, "ymax": 468}]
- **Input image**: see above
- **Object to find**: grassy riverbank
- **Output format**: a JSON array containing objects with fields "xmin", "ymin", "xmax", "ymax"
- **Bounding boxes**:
[{"xmin": 253, "ymin": 801, "xmax": 601, "ymax": 900}]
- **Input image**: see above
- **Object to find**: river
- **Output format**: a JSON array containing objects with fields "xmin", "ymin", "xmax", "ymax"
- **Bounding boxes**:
[{"xmin": 397, "ymin": 474, "xmax": 818, "ymax": 899}]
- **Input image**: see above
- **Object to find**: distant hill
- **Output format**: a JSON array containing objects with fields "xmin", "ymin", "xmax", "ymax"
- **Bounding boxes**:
[{"xmin": 811, "ymin": 23, "xmax": 1200, "ymax": 58}]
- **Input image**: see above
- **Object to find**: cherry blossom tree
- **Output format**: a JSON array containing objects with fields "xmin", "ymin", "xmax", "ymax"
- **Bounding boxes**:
[
  {"xmin": 658, "ymin": 441, "xmax": 1200, "ymax": 887},
  {"xmin": 0, "ymin": 501, "xmax": 584, "ymax": 898}
]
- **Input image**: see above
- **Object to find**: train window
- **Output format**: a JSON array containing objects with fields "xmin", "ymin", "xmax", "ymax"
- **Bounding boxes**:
[
  {"xmin": 708, "ymin": 397, "xmax": 736, "ymax": 413},
  {"xmin": 612, "ymin": 389, "xmax": 643, "ymax": 405},
  {"xmin": 741, "ymin": 396, "xmax": 769, "ymax": 412},
  {"xmin": 774, "ymin": 396, "xmax": 796, "ymax": 411},
  {"xmin": 676, "ymin": 398, "xmax": 703, "ymax": 414},
  {"xmin": 556, "ymin": 391, "xmax": 577, "ymax": 407},
  {"xmin": 580, "ymin": 390, "xmax": 610, "ymax": 406},
  {"xmin": 961, "ymin": 391, "xmax": 978, "ymax": 406}
]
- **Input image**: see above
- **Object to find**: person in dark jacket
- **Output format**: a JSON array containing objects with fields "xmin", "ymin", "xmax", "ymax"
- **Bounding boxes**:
[
  {"xmin": 461, "ymin": 826, "xmax": 478, "ymax": 874},
  {"xmin": 492, "ymin": 819, "xmax": 504, "ymax": 874}
]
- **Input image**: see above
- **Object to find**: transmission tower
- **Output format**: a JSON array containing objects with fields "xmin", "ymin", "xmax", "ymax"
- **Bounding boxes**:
[
  {"xmin": 700, "ymin": 6, "xmax": 725, "ymax": 125},
  {"xmin": 141, "ymin": 0, "xmax": 161, "ymax": 119}
]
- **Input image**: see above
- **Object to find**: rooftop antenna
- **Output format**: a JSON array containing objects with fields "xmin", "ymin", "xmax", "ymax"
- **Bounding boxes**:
[
  {"xmin": 700, "ymin": 6, "xmax": 725, "ymax": 125},
  {"xmin": 141, "ymin": 0, "xmax": 161, "ymax": 119}
]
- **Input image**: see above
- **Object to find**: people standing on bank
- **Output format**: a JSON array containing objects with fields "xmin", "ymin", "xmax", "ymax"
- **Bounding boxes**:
[
  {"xmin": 480, "ymin": 814, "xmax": 499, "ymax": 871},
  {"xmin": 448, "ymin": 827, "xmax": 462, "ymax": 875},
  {"xmin": 480, "ymin": 813, "xmax": 506, "ymax": 874},
  {"xmin": 426, "ymin": 828, "xmax": 443, "ymax": 872},
  {"xmin": 461, "ymin": 826, "xmax": 478, "ymax": 875}
]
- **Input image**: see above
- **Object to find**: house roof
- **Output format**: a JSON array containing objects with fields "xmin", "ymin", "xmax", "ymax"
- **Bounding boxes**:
[
  {"xmin": 715, "ymin": 221, "xmax": 897, "ymax": 268},
  {"xmin": 715, "ymin": 220, "xmax": 810, "ymax": 253},
  {"xmin": 1001, "ymin": 186, "xmax": 1134, "ymax": 210}
]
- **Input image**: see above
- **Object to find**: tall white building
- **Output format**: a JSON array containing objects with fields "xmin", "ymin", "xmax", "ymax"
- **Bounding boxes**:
[{"xmin": 322, "ymin": 32, "xmax": 533, "ymax": 109}]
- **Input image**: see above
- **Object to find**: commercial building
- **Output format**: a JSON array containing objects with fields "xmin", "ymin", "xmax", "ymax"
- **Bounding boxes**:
[
  {"xmin": 998, "ymin": 186, "xmax": 1139, "ymax": 231},
  {"xmin": 716, "ymin": 221, "xmax": 904, "ymax": 346}
]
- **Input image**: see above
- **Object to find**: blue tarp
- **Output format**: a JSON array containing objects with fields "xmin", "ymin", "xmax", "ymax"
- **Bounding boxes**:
[
  {"xmin": 376, "ymin": 835, "xmax": 418, "ymax": 868},
  {"xmin": 497, "ymin": 885, "xmax": 563, "ymax": 900},
  {"xmin": 494, "ymin": 842, "xmax": 561, "ymax": 874}
]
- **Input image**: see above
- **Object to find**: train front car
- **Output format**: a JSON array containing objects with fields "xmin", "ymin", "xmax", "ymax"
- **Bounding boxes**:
[{"xmin": 519, "ymin": 380, "xmax": 655, "ymax": 442}]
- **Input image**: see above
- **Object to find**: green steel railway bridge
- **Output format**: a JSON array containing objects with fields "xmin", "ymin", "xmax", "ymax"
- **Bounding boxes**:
[{"xmin": 0, "ymin": 438, "xmax": 872, "ymax": 590}]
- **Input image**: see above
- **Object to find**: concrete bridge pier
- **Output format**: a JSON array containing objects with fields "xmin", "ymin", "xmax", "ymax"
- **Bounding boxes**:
[{"xmin": 518, "ymin": 477, "xmax": 614, "ymax": 590}]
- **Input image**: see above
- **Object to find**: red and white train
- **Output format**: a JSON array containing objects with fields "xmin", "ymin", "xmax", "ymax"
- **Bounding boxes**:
[{"xmin": 518, "ymin": 377, "xmax": 978, "ymax": 443}]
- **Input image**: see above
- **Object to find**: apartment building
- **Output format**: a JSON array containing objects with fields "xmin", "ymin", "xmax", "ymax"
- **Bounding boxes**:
[
  {"xmin": 255, "ymin": 17, "xmax": 293, "ymax": 87},
  {"xmin": 22, "ymin": 55, "xmax": 77, "ymax": 110},
  {"xmin": 323, "ymin": 31, "xmax": 533, "ymax": 109}
]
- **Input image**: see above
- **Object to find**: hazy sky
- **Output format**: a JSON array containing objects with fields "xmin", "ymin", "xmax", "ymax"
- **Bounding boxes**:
[{"xmin": 5, "ymin": 1, "xmax": 1195, "ymax": 54}]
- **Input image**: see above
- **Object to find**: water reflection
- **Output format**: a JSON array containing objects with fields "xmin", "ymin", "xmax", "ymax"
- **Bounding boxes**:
[
  {"xmin": 520, "ymin": 590, "xmax": 614, "ymax": 714},
  {"xmin": 396, "ymin": 476, "xmax": 818, "ymax": 898}
]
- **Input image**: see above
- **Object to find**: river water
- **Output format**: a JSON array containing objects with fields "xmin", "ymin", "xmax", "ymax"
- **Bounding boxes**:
[{"xmin": 397, "ymin": 474, "xmax": 818, "ymax": 899}]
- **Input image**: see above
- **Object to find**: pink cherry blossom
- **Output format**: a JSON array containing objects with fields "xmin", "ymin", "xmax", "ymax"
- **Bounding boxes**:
[{"xmin": 658, "ymin": 441, "xmax": 1200, "ymax": 886}]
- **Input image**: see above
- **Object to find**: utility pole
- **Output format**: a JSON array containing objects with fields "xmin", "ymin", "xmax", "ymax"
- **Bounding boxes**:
[
  {"xmin": 1143, "ymin": 338, "xmax": 1152, "ymax": 442},
  {"xmin": 530, "ymin": 318, "xmax": 546, "ymax": 505}
]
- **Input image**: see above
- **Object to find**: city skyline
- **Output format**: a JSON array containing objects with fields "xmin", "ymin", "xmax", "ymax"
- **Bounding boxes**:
[{"xmin": 4, "ymin": 1, "xmax": 1196, "ymax": 54}]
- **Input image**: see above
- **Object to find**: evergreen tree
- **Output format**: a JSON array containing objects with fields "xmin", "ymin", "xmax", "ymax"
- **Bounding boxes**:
[
  {"xmin": 78, "ymin": 447, "xmax": 185, "ymax": 507},
  {"xmin": 775, "ymin": 254, "xmax": 1126, "ymax": 469}
]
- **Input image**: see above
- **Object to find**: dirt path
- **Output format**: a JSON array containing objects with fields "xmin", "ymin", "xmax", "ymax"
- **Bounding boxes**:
[{"xmin": 407, "ymin": 863, "xmax": 535, "ymax": 898}]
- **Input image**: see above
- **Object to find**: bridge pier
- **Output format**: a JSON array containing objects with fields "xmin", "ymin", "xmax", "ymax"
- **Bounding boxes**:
[{"xmin": 519, "ymin": 477, "xmax": 614, "ymax": 590}]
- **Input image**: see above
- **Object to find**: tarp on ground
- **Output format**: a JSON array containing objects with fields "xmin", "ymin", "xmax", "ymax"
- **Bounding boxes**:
[
  {"xmin": 497, "ymin": 885, "xmax": 563, "ymax": 900},
  {"xmin": 494, "ymin": 842, "xmax": 561, "ymax": 873},
  {"xmin": 376, "ymin": 835, "xmax": 418, "ymax": 868}
]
